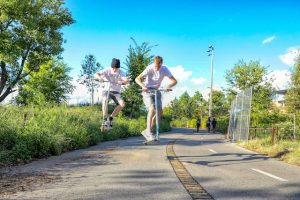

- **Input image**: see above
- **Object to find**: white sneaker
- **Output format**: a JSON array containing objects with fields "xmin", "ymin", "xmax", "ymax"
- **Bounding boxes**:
[
  {"xmin": 141, "ymin": 129, "xmax": 155, "ymax": 141},
  {"xmin": 104, "ymin": 119, "xmax": 111, "ymax": 130}
]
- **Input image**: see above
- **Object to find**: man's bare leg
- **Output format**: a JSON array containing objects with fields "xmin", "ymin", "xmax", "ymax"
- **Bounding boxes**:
[
  {"xmin": 147, "ymin": 105, "xmax": 155, "ymax": 132},
  {"xmin": 151, "ymin": 109, "xmax": 162, "ymax": 131},
  {"xmin": 111, "ymin": 101, "xmax": 125, "ymax": 118}
]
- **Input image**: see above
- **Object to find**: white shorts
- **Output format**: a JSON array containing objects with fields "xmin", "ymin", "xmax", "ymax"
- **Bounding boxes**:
[
  {"xmin": 142, "ymin": 91, "xmax": 162, "ymax": 110},
  {"xmin": 102, "ymin": 91, "xmax": 123, "ymax": 105}
]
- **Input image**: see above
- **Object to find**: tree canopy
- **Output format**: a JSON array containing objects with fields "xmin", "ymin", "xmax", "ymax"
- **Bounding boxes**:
[{"xmin": 0, "ymin": 0, "xmax": 74, "ymax": 102}]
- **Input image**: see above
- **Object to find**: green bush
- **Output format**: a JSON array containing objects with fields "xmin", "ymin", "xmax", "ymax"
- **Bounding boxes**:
[
  {"xmin": 0, "ymin": 105, "xmax": 172, "ymax": 165},
  {"xmin": 216, "ymin": 116, "xmax": 229, "ymax": 133}
]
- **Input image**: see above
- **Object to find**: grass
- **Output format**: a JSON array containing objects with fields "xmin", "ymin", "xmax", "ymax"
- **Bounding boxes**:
[
  {"xmin": 0, "ymin": 105, "xmax": 171, "ymax": 165},
  {"xmin": 238, "ymin": 138, "xmax": 300, "ymax": 166}
]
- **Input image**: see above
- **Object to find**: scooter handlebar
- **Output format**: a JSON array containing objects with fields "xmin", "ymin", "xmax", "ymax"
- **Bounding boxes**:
[{"xmin": 139, "ymin": 88, "xmax": 173, "ymax": 92}]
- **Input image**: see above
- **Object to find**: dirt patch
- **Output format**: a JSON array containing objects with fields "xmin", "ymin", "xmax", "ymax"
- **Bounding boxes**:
[{"xmin": 0, "ymin": 172, "xmax": 61, "ymax": 196}]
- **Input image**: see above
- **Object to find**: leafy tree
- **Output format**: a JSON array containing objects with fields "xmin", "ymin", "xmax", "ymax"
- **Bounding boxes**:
[
  {"xmin": 79, "ymin": 54, "xmax": 102, "ymax": 105},
  {"xmin": 17, "ymin": 58, "xmax": 74, "ymax": 105},
  {"xmin": 178, "ymin": 91, "xmax": 194, "ymax": 119},
  {"xmin": 121, "ymin": 38, "xmax": 156, "ymax": 118},
  {"xmin": 211, "ymin": 90, "xmax": 229, "ymax": 117},
  {"xmin": 225, "ymin": 60, "xmax": 274, "ymax": 126},
  {"xmin": 0, "ymin": 0, "xmax": 74, "ymax": 102},
  {"xmin": 286, "ymin": 55, "xmax": 300, "ymax": 112},
  {"xmin": 192, "ymin": 91, "xmax": 207, "ymax": 118},
  {"xmin": 167, "ymin": 91, "xmax": 208, "ymax": 120}
]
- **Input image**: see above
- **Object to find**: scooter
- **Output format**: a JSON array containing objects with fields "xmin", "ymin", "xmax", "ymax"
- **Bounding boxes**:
[
  {"xmin": 143, "ymin": 88, "xmax": 172, "ymax": 145},
  {"xmin": 99, "ymin": 80, "xmax": 124, "ymax": 132}
]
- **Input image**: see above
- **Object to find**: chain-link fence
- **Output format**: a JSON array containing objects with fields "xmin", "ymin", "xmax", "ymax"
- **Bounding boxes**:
[{"xmin": 228, "ymin": 87, "xmax": 253, "ymax": 142}]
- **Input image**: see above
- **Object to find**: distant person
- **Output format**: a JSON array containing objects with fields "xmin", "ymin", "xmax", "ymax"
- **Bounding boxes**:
[
  {"xmin": 206, "ymin": 117, "xmax": 211, "ymax": 132},
  {"xmin": 212, "ymin": 118, "xmax": 217, "ymax": 133},
  {"xmin": 196, "ymin": 118, "xmax": 201, "ymax": 133}
]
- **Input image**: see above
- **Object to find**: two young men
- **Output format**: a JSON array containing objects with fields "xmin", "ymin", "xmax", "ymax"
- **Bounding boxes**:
[{"xmin": 96, "ymin": 56, "xmax": 177, "ymax": 142}]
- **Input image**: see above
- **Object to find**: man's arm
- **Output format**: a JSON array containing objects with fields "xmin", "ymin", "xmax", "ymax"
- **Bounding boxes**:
[
  {"xmin": 165, "ymin": 76, "xmax": 177, "ymax": 91},
  {"xmin": 135, "ymin": 74, "xmax": 148, "ymax": 92},
  {"xmin": 94, "ymin": 71, "xmax": 104, "ymax": 80},
  {"xmin": 119, "ymin": 76, "xmax": 129, "ymax": 85}
]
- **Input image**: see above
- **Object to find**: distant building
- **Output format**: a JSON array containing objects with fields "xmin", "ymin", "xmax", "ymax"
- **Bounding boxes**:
[{"xmin": 272, "ymin": 89, "xmax": 287, "ymax": 110}]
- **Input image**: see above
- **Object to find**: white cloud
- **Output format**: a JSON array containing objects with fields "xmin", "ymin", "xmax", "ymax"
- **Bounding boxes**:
[
  {"xmin": 160, "ymin": 65, "xmax": 194, "ymax": 107},
  {"xmin": 191, "ymin": 77, "xmax": 206, "ymax": 85},
  {"xmin": 279, "ymin": 47, "xmax": 300, "ymax": 66},
  {"xmin": 266, "ymin": 70, "xmax": 291, "ymax": 90},
  {"xmin": 262, "ymin": 36, "xmax": 276, "ymax": 45},
  {"xmin": 68, "ymin": 80, "xmax": 103, "ymax": 105},
  {"xmin": 168, "ymin": 65, "xmax": 192, "ymax": 82}
]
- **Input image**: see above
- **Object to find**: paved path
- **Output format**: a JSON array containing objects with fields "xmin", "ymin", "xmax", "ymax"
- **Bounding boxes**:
[{"xmin": 1, "ymin": 128, "xmax": 300, "ymax": 200}]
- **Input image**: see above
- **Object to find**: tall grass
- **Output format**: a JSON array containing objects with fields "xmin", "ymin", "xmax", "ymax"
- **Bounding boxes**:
[
  {"xmin": 0, "ymin": 105, "xmax": 171, "ymax": 165},
  {"xmin": 238, "ymin": 138, "xmax": 300, "ymax": 166}
]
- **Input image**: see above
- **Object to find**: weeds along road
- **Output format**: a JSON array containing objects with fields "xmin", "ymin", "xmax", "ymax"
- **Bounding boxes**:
[{"xmin": 1, "ymin": 128, "xmax": 300, "ymax": 200}]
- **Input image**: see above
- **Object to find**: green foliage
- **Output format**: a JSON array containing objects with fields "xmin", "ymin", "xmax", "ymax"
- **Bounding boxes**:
[
  {"xmin": 121, "ymin": 38, "xmax": 155, "ymax": 118},
  {"xmin": 168, "ymin": 91, "xmax": 207, "ymax": 120},
  {"xmin": 17, "ymin": 58, "xmax": 74, "ymax": 105},
  {"xmin": 285, "ymin": 56, "xmax": 300, "ymax": 112},
  {"xmin": 211, "ymin": 90, "xmax": 229, "ymax": 117},
  {"xmin": 0, "ymin": 0, "xmax": 74, "ymax": 102},
  {"xmin": 167, "ymin": 89, "xmax": 228, "ymax": 133},
  {"xmin": 239, "ymin": 138, "xmax": 300, "ymax": 166},
  {"xmin": 225, "ymin": 60, "xmax": 267, "ymax": 90},
  {"xmin": 225, "ymin": 60, "xmax": 274, "ymax": 126},
  {"xmin": 0, "ymin": 105, "xmax": 172, "ymax": 165}
]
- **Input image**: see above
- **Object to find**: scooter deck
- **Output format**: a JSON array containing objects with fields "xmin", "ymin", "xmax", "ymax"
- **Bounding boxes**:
[{"xmin": 143, "ymin": 139, "xmax": 160, "ymax": 145}]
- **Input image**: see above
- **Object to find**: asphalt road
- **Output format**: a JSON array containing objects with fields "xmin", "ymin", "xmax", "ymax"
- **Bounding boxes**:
[{"xmin": 1, "ymin": 128, "xmax": 300, "ymax": 200}]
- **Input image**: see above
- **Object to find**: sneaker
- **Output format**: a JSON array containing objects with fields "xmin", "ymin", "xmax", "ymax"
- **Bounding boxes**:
[
  {"xmin": 109, "ymin": 117, "xmax": 113, "ymax": 128},
  {"xmin": 150, "ymin": 132, "xmax": 157, "ymax": 141},
  {"xmin": 141, "ymin": 129, "xmax": 155, "ymax": 141},
  {"xmin": 103, "ymin": 119, "xmax": 111, "ymax": 129}
]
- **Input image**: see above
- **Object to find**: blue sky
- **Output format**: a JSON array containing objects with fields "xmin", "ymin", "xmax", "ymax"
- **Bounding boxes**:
[{"xmin": 62, "ymin": 0, "xmax": 300, "ymax": 104}]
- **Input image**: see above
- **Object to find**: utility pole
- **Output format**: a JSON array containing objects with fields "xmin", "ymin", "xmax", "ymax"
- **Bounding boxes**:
[{"xmin": 207, "ymin": 45, "xmax": 214, "ymax": 118}]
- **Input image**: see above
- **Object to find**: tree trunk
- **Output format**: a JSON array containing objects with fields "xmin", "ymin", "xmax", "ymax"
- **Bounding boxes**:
[
  {"xmin": 0, "ymin": 86, "xmax": 13, "ymax": 103},
  {"xmin": 0, "ymin": 61, "xmax": 8, "ymax": 96},
  {"xmin": 293, "ymin": 112, "xmax": 297, "ymax": 140}
]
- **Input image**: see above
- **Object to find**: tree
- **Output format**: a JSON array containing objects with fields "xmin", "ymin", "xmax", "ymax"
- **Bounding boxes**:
[
  {"xmin": 121, "ymin": 38, "xmax": 156, "ymax": 118},
  {"xmin": 178, "ymin": 91, "xmax": 194, "ymax": 119},
  {"xmin": 79, "ymin": 54, "xmax": 102, "ymax": 105},
  {"xmin": 17, "ymin": 58, "xmax": 74, "ymax": 105},
  {"xmin": 211, "ymin": 90, "xmax": 229, "ymax": 117},
  {"xmin": 192, "ymin": 91, "xmax": 207, "ymax": 118},
  {"xmin": 286, "ymin": 55, "xmax": 300, "ymax": 112},
  {"xmin": 0, "ymin": 0, "xmax": 74, "ymax": 102},
  {"xmin": 225, "ymin": 60, "xmax": 274, "ymax": 126}
]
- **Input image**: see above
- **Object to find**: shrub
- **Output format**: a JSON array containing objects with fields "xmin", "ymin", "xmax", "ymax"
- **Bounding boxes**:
[{"xmin": 0, "ymin": 105, "xmax": 172, "ymax": 165}]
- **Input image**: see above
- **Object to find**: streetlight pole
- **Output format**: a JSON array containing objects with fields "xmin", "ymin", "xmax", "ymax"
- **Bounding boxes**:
[{"xmin": 207, "ymin": 45, "xmax": 214, "ymax": 118}]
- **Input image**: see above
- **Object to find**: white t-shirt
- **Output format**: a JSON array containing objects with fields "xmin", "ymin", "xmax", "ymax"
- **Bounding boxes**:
[
  {"xmin": 97, "ymin": 68, "xmax": 127, "ymax": 92},
  {"xmin": 141, "ymin": 64, "xmax": 173, "ymax": 88}
]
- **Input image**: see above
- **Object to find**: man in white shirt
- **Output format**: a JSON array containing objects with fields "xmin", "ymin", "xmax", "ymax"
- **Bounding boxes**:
[
  {"xmin": 135, "ymin": 56, "xmax": 177, "ymax": 141},
  {"xmin": 95, "ymin": 58, "xmax": 129, "ymax": 128}
]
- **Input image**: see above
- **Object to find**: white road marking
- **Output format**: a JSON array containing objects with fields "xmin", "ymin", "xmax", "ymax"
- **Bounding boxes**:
[
  {"xmin": 208, "ymin": 149, "xmax": 217, "ymax": 154},
  {"xmin": 251, "ymin": 168, "xmax": 288, "ymax": 182}
]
